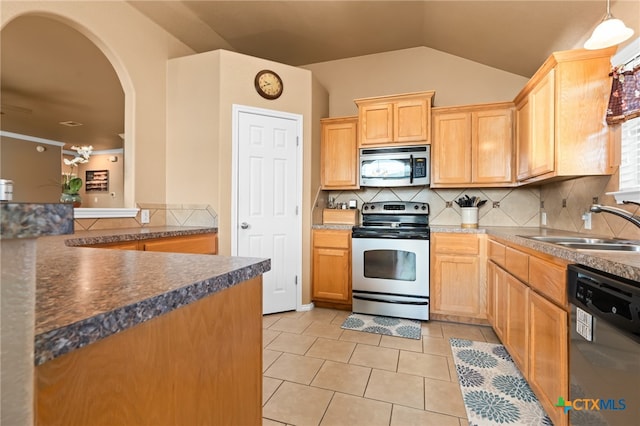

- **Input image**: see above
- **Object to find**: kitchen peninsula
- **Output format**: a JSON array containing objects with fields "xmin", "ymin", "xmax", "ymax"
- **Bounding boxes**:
[{"xmin": 34, "ymin": 227, "xmax": 270, "ymax": 426}]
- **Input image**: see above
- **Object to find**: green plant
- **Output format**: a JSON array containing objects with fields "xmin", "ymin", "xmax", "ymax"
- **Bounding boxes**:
[
  {"xmin": 62, "ymin": 176, "xmax": 83, "ymax": 195},
  {"xmin": 62, "ymin": 145, "xmax": 92, "ymax": 195}
]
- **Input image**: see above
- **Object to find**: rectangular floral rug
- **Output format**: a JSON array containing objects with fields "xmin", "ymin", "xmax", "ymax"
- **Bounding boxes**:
[
  {"xmin": 340, "ymin": 313, "xmax": 421, "ymax": 339},
  {"xmin": 450, "ymin": 338, "xmax": 552, "ymax": 426}
]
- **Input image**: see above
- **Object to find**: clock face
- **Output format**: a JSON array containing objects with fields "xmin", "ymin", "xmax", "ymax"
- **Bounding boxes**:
[{"xmin": 255, "ymin": 70, "xmax": 283, "ymax": 99}]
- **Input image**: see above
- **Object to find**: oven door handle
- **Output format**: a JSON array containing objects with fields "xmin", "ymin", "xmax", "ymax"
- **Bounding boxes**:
[{"xmin": 353, "ymin": 295, "xmax": 429, "ymax": 305}]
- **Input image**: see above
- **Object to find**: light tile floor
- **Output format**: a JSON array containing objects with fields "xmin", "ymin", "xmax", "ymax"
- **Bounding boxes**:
[{"xmin": 261, "ymin": 308, "xmax": 500, "ymax": 426}]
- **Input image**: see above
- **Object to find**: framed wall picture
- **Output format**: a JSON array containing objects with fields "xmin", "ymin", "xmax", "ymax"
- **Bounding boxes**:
[{"xmin": 85, "ymin": 170, "xmax": 109, "ymax": 192}]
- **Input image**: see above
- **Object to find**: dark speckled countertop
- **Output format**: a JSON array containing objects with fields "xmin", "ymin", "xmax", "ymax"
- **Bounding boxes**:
[
  {"xmin": 430, "ymin": 226, "xmax": 640, "ymax": 282},
  {"xmin": 35, "ymin": 227, "xmax": 270, "ymax": 366},
  {"xmin": 313, "ymin": 223, "xmax": 640, "ymax": 282}
]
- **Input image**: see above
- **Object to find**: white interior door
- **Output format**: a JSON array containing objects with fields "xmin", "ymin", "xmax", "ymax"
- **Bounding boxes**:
[{"xmin": 234, "ymin": 106, "xmax": 301, "ymax": 314}]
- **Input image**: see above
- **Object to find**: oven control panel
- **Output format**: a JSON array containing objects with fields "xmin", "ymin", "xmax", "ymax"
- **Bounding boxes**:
[{"xmin": 362, "ymin": 201, "xmax": 429, "ymax": 214}]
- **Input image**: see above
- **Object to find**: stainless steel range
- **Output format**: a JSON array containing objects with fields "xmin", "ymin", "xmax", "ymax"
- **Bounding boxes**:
[{"xmin": 351, "ymin": 201, "xmax": 430, "ymax": 321}]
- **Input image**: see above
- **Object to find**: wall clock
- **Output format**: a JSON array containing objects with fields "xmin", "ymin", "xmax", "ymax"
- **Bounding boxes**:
[{"xmin": 254, "ymin": 70, "xmax": 283, "ymax": 100}]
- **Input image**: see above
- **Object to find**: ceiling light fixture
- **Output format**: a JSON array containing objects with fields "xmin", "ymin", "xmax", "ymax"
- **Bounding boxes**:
[
  {"xmin": 584, "ymin": 0, "xmax": 634, "ymax": 50},
  {"xmin": 59, "ymin": 120, "xmax": 83, "ymax": 127}
]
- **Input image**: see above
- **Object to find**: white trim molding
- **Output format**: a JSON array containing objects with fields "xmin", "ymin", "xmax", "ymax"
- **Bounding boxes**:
[
  {"xmin": 607, "ymin": 190, "xmax": 640, "ymax": 204},
  {"xmin": 297, "ymin": 303, "xmax": 315, "ymax": 312},
  {"xmin": 74, "ymin": 208, "xmax": 139, "ymax": 219}
]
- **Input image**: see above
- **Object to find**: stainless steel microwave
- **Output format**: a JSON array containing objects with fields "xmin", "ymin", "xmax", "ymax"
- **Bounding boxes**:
[{"xmin": 359, "ymin": 145, "xmax": 430, "ymax": 187}]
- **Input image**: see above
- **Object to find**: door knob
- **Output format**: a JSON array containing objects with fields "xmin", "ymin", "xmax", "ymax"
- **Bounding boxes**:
[{"xmin": 241, "ymin": 222, "xmax": 249, "ymax": 229}]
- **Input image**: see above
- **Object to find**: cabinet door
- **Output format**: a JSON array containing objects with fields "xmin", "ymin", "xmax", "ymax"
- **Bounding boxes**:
[
  {"xmin": 529, "ymin": 291, "xmax": 568, "ymax": 426},
  {"xmin": 312, "ymin": 247, "xmax": 350, "ymax": 302},
  {"xmin": 472, "ymin": 108, "xmax": 513, "ymax": 183},
  {"xmin": 515, "ymin": 97, "xmax": 531, "ymax": 180},
  {"xmin": 506, "ymin": 274, "xmax": 529, "ymax": 374},
  {"xmin": 528, "ymin": 69, "xmax": 555, "ymax": 178},
  {"xmin": 486, "ymin": 261, "xmax": 497, "ymax": 327},
  {"xmin": 431, "ymin": 112, "xmax": 472, "ymax": 184},
  {"xmin": 493, "ymin": 264, "xmax": 508, "ymax": 342},
  {"xmin": 321, "ymin": 117, "xmax": 359, "ymax": 189},
  {"xmin": 431, "ymin": 233, "xmax": 485, "ymax": 319},
  {"xmin": 359, "ymin": 103, "xmax": 393, "ymax": 145},
  {"xmin": 394, "ymin": 98, "xmax": 429, "ymax": 143},
  {"xmin": 312, "ymin": 230, "xmax": 351, "ymax": 303},
  {"xmin": 432, "ymin": 254, "xmax": 481, "ymax": 316}
]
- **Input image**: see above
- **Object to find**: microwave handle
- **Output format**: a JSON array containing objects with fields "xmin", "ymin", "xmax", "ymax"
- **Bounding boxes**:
[{"xmin": 409, "ymin": 155, "xmax": 414, "ymax": 184}]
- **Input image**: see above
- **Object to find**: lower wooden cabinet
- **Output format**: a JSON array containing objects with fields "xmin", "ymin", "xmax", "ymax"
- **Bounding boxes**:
[
  {"xmin": 487, "ymin": 261, "xmax": 508, "ymax": 341},
  {"xmin": 141, "ymin": 233, "xmax": 217, "ymax": 254},
  {"xmin": 85, "ymin": 233, "xmax": 218, "ymax": 255},
  {"xmin": 36, "ymin": 276, "xmax": 262, "ymax": 425},
  {"xmin": 529, "ymin": 290, "xmax": 568, "ymax": 426},
  {"xmin": 431, "ymin": 233, "xmax": 487, "ymax": 322},
  {"xmin": 487, "ymin": 237, "xmax": 569, "ymax": 426},
  {"xmin": 312, "ymin": 229, "xmax": 351, "ymax": 306},
  {"xmin": 506, "ymin": 273, "xmax": 529, "ymax": 373}
]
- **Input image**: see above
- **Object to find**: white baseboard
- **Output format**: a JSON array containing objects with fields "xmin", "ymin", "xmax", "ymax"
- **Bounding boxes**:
[{"xmin": 297, "ymin": 302, "xmax": 315, "ymax": 312}]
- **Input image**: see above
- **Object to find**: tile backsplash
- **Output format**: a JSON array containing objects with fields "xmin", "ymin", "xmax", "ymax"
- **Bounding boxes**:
[
  {"xmin": 73, "ymin": 203, "xmax": 218, "ymax": 231},
  {"xmin": 540, "ymin": 173, "xmax": 640, "ymax": 240},
  {"xmin": 329, "ymin": 186, "xmax": 541, "ymax": 228}
]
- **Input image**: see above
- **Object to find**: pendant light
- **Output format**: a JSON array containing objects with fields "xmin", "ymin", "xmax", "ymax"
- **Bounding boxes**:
[{"xmin": 584, "ymin": 0, "xmax": 634, "ymax": 50}]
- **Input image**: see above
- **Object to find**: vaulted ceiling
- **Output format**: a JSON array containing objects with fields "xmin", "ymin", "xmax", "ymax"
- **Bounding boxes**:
[{"xmin": 1, "ymin": 1, "xmax": 638, "ymax": 151}]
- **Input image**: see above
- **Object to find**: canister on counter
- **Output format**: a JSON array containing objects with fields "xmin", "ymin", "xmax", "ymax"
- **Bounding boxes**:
[{"xmin": 0, "ymin": 179, "xmax": 13, "ymax": 201}]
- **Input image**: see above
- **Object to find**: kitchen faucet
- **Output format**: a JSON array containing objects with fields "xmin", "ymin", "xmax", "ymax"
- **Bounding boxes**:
[{"xmin": 590, "ymin": 202, "xmax": 640, "ymax": 229}]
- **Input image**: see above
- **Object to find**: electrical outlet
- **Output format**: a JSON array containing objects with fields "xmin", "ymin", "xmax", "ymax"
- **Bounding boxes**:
[
  {"xmin": 582, "ymin": 212, "xmax": 592, "ymax": 230},
  {"xmin": 541, "ymin": 212, "xmax": 547, "ymax": 226},
  {"xmin": 141, "ymin": 209, "xmax": 150, "ymax": 224}
]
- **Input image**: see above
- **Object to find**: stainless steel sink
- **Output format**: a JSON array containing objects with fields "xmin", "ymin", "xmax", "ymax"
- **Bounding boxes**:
[
  {"xmin": 556, "ymin": 242, "xmax": 640, "ymax": 251},
  {"xmin": 522, "ymin": 236, "xmax": 624, "ymax": 244},
  {"xmin": 518, "ymin": 235, "xmax": 640, "ymax": 251}
]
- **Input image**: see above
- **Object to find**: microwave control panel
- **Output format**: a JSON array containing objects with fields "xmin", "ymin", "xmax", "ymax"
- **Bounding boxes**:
[{"xmin": 414, "ymin": 158, "xmax": 427, "ymax": 178}]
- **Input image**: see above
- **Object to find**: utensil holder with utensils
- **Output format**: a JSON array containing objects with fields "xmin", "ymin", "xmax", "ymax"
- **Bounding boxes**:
[{"xmin": 461, "ymin": 207, "xmax": 479, "ymax": 228}]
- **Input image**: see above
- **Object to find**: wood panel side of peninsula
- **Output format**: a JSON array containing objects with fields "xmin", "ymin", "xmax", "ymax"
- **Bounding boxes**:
[{"xmin": 35, "ymin": 276, "xmax": 262, "ymax": 426}]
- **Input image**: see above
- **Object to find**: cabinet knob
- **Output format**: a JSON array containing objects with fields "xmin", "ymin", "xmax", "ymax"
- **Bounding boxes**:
[{"xmin": 240, "ymin": 222, "xmax": 250, "ymax": 229}]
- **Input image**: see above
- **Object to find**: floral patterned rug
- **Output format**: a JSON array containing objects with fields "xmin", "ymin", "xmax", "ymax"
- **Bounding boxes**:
[
  {"xmin": 340, "ymin": 313, "xmax": 422, "ymax": 339},
  {"xmin": 450, "ymin": 338, "xmax": 552, "ymax": 426}
]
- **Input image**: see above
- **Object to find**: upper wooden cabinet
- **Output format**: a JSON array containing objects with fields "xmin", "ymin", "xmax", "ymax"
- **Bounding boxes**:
[
  {"xmin": 354, "ymin": 91, "xmax": 434, "ymax": 147},
  {"xmin": 431, "ymin": 102, "xmax": 514, "ymax": 187},
  {"xmin": 514, "ymin": 47, "xmax": 618, "ymax": 184},
  {"xmin": 320, "ymin": 116, "xmax": 359, "ymax": 189}
]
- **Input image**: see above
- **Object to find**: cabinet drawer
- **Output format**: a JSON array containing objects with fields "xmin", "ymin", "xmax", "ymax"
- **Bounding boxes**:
[
  {"xmin": 90, "ymin": 241, "xmax": 140, "ymax": 250},
  {"xmin": 529, "ymin": 257, "xmax": 567, "ymax": 306},
  {"xmin": 142, "ymin": 234, "xmax": 217, "ymax": 254},
  {"xmin": 313, "ymin": 230, "xmax": 351, "ymax": 249},
  {"xmin": 488, "ymin": 239, "xmax": 506, "ymax": 266},
  {"xmin": 434, "ymin": 233, "xmax": 479, "ymax": 255},
  {"xmin": 505, "ymin": 247, "xmax": 529, "ymax": 283}
]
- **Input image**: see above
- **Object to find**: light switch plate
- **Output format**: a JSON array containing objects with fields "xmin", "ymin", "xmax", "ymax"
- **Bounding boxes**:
[{"xmin": 141, "ymin": 209, "xmax": 150, "ymax": 224}]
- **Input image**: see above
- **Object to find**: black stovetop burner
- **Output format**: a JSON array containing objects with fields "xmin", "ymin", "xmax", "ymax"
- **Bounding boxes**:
[{"xmin": 352, "ymin": 201, "xmax": 430, "ymax": 239}]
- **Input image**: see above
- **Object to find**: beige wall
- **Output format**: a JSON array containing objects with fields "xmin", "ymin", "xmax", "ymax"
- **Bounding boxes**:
[
  {"xmin": 167, "ymin": 49, "xmax": 319, "ymax": 304},
  {"xmin": 1, "ymin": 1, "xmax": 195, "ymax": 207},
  {"xmin": 0, "ymin": 136, "xmax": 62, "ymax": 203},
  {"xmin": 303, "ymin": 46, "xmax": 529, "ymax": 117},
  {"xmin": 73, "ymin": 153, "xmax": 125, "ymax": 208}
]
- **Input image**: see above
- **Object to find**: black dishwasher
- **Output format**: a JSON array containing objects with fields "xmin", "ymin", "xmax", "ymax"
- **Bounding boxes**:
[{"xmin": 567, "ymin": 264, "xmax": 640, "ymax": 425}]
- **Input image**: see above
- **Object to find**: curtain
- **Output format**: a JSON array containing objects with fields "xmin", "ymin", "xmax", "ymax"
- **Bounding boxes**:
[{"xmin": 607, "ymin": 64, "xmax": 640, "ymax": 125}]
